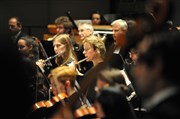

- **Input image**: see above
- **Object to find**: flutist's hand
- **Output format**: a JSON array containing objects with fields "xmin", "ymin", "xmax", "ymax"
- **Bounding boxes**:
[{"xmin": 36, "ymin": 59, "xmax": 46, "ymax": 72}]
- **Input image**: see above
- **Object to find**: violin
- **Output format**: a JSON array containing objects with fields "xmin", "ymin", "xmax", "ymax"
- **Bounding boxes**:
[
  {"xmin": 32, "ymin": 92, "xmax": 68, "ymax": 111},
  {"xmin": 74, "ymin": 105, "xmax": 97, "ymax": 119}
]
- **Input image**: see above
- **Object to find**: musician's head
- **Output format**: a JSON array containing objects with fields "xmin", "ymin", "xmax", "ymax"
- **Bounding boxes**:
[
  {"xmin": 78, "ymin": 22, "xmax": 94, "ymax": 40},
  {"xmin": 8, "ymin": 16, "xmax": 22, "ymax": 34},
  {"xmin": 17, "ymin": 36, "xmax": 39, "ymax": 60},
  {"xmin": 50, "ymin": 65, "xmax": 77, "ymax": 95},
  {"xmin": 128, "ymin": 48, "xmax": 139, "ymax": 64},
  {"xmin": 82, "ymin": 35, "xmax": 106, "ymax": 65},
  {"xmin": 90, "ymin": 11, "xmax": 109, "ymax": 25},
  {"xmin": 95, "ymin": 67, "xmax": 127, "ymax": 94},
  {"xmin": 55, "ymin": 16, "xmax": 73, "ymax": 34},
  {"xmin": 111, "ymin": 19, "xmax": 128, "ymax": 47},
  {"xmin": 53, "ymin": 34, "xmax": 71, "ymax": 55},
  {"xmin": 132, "ymin": 30, "xmax": 180, "ymax": 98},
  {"xmin": 90, "ymin": 11, "xmax": 102, "ymax": 25},
  {"xmin": 95, "ymin": 86, "xmax": 135, "ymax": 119},
  {"xmin": 53, "ymin": 34, "xmax": 77, "ymax": 66}
]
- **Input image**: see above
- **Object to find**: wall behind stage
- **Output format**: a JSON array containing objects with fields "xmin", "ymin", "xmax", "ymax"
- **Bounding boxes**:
[
  {"xmin": 1, "ymin": 0, "xmax": 179, "ymax": 41},
  {"xmin": 0, "ymin": 0, "xmax": 112, "ymax": 59},
  {"xmin": 0, "ymin": 0, "xmax": 110, "ymax": 40},
  {"xmin": 0, "ymin": 0, "xmax": 147, "ymax": 58}
]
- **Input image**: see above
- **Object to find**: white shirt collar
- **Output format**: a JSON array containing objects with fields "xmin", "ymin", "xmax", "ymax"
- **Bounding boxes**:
[
  {"xmin": 113, "ymin": 47, "xmax": 120, "ymax": 54},
  {"xmin": 143, "ymin": 86, "xmax": 179, "ymax": 110}
]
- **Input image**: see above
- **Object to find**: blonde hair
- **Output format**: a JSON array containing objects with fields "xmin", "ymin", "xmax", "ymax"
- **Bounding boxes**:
[
  {"xmin": 53, "ymin": 34, "xmax": 78, "ymax": 66},
  {"xmin": 50, "ymin": 65, "xmax": 77, "ymax": 90},
  {"xmin": 83, "ymin": 35, "xmax": 106, "ymax": 59}
]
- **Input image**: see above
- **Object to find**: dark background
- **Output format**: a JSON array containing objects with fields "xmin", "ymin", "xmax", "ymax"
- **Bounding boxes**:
[
  {"xmin": 1, "ymin": 0, "xmax": 180, "ymax": 40},
  {"xmin": 1, "ymin": 0, "xmax": 147, "ymax": 40}
]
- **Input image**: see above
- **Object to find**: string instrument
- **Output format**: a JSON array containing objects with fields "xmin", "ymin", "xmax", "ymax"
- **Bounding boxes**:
[
  {"xmin": 32, "ymin": 92, "xmax": 68, "ymax": 111},
  {"xmin": 74, "ymin": 105, "xmax": 97, "ymax": 119}
]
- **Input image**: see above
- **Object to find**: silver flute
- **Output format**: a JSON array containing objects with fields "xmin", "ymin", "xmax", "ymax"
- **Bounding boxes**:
[{"xmin": 44, "ymin": 52, "xmax": 61, "ymax": 63}]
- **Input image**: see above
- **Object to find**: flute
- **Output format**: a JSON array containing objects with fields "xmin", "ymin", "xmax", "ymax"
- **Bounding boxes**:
[
  {"xmin": 75, "ymin": 58, "xmax": 87, "ymax": 64},
  {"xmin": 47, "ymin": 32, "xmax": 60, "ymax": 41},
  {"xmin": 44, "ymin": 52, "xmax": 61, "ymax": 63}
]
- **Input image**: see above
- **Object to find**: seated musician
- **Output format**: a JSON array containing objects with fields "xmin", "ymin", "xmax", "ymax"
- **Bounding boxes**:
[
  {"xmin": 95, "ymin": 67, "xmax": 133, "ymax": 99},
  {"xmin": 49, "ymin": 16, "xmax": 79, "ymax": 51},
  {"xmin": 95, "ymin": 67, "xmax": 137, "ymax": 109},
  {"xmin": 90, "ymin": 10, "xmax": 109, "ymax": 25},
  {"xmin": 76, "ymin": 22, "xmax": 94, "ymax": 74},
  {"xmin": 81, "ymin": 35, "xmax": 106, "ymax": 104},
  {"xmin": 17, "ymin": 36, "xmax": 49, "ymax": 105},
  {"xmin": 95, "ymin": 86, "xmax": 137, "ymax": 119},
  {"xmin": 46, "ymin": 65, "xmax": 84, "ymax": 118},
  {"xmin": 36, "ymin": 34, "xmax": 80, "ymax": 77}
]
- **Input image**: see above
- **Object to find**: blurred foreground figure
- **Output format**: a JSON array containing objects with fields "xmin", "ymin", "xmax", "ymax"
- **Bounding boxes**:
[
  {"xmin": 133, "ymin": 30, "xmax": 180, "ymax": 119},
  {"xmin": 95, "ymin": 86, "xmax": 137, "ymax": 119}
]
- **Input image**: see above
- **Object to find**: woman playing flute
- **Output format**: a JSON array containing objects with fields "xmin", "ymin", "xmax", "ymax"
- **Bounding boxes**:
[{"xmin": 36, "ymin": 34, "xmax": 79, "ymax": 74}]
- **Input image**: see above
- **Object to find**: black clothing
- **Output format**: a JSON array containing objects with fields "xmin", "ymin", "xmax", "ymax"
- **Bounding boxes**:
[
  {"xmin": 66, "ymin": 92, "xmax": 83, "ymax": 112},
  {"xmin": 19, "ymin": 55, "xmax": 49, "ymax": 106},
  {"xmin": 107, "ymin": 45, "xmax": 128, "ymax": 70},
  {"xmin": 11, "ymin": 31, "xmax": 27, "ymax": 45},
  {"xmin": 82, "ymin": 62, "xmax": 104, "ymax": 104},
  {"xmin": 70, "ymin": 36, "xmax": 79, "ymax": 52},
  {"xmin": 124, "ymin": 62, "xmax": 142, "ymax": 109},
  {"xmin": 108, "ymin": 53, "xmax": 125, "ymax": 70},
  {"xmin": 141, "ymin": 90, "xmax": 180, "ymax": 119}
]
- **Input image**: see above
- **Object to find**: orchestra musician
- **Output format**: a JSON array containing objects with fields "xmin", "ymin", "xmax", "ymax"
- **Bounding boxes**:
[
  {"xmin": 30, "ymin": 65, "xmax": 84, "ymax": 119},
  {"xmin": 17, "ymin": 36, "xmax": 50, "ymax": 119},
  {"xmin": 76, "ymin": 22, "xmax": 94, "ymax": 74},
  {"xmin": 36, "ymin": 34, "xmax": 86, "ymax": 105},
  {"xmin": 95, "ymin": 67, "xmax": 134, "ymax": 100},
  {"xmin": 132, "ymin": 30, "xmax": 180, "ymax": 119},
  {"xmin": 17, "ymin": 36, "xmax": 49, "ymax": 103},
  {"xmin": 46, "ymin": 65, "xmax": 84, "ymax": 119},
  {"xmin": 36, "ymin": 34, "xmax": 80, "ymax": 77},
  {"xmin": 81, "ymin": 35, "xmax": 106, "ymax": 104},
  {"xmin": 48, "ymin": 16, "xmax": 79, "ymax": 51},
  {"xmin": 90, "ymin": 10, "xmax": 109, "ymax": 25},
  {"xmin": 95, "ymin": 86, "xmax": 137, "ymax": 119},
  {"xmin": 8, "ymin": 16, "xmax": 28, "ymax": 46},
  {"xmin": 108, "ymin": 19, "xmax": 128, "ymax": 70}
]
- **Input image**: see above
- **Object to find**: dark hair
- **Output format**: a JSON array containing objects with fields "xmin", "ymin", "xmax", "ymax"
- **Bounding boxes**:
[
  {"xmin": 96, "ymin": 86, "xmax": 136, "ymax": 119},
  {"xmin": 97, "ymin": 67, "xmax": 132, "ymax": 97},
  {"xmin": 97, "ymin": 67, "xmax": 126, "ymax": 86},
  {"xmin": 145, "ymin": 0, "xmax": 174, "ymax": 26},
  {"xmin": 90, "ymin": 11, "xmax": 109, "ymax": 25},
  {"xmin": 54, "ymin": 16, "xmax": 73, "ymax": 34},
  {"xmin": 138, "ymin": 30, "xmax": 180, "ymax": 84},
  {"xmin": 19, "ymin": 36, "xmax": 39, "ymax": 60}
]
